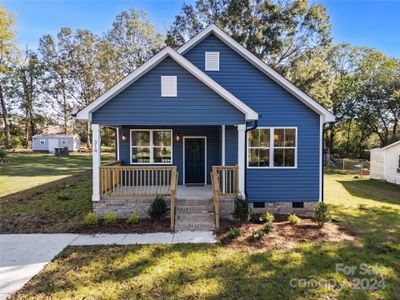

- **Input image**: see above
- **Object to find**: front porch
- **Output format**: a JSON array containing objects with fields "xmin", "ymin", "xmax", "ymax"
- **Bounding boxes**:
[
  {"xmin": 91, "ymin": 123, "xmax": 246, "ymax": 231},
  {"xmin": 94, "ymin": 163, "xmax": 238, "ymax": 231}
]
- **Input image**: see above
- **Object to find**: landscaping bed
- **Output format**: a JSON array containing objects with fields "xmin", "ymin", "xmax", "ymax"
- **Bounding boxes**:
[{"xmin": 218, "ymin": 217, "xmax": 354, "ymax": 252}]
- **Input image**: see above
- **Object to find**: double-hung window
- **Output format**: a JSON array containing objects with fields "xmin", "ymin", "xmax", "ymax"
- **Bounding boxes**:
[
  {"xmin": 130, "ymin": 129, "xmax": 172, "ymax": 164},
  {"xmin": 247, "ymin": 128, "xmax": 297, "ymax": 168}
]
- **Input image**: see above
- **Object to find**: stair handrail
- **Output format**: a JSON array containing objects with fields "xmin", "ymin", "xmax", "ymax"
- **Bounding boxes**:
[{"xmin": 211, "ymin": 169, "xmax": 220, "ymax": 230}]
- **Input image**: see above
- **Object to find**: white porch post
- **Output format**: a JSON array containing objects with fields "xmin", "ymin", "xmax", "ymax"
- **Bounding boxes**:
[
  {"xmin": 116, "ymin": 127, "xmax": 120, "ymax": 161},
  {"xmin": 92, "ymin": 124, "xmax": 101, "ymax": 202},
  {"xmin": 221, "ymin": 125, "xmax": 226, "ymax": 193},
  {"xmin": 221, "ymin": 125, "xmax": 225, "ymax": 166},
  {"xmin": 237, "ymin": 124, "xmax": 246, "ymax": 197}
]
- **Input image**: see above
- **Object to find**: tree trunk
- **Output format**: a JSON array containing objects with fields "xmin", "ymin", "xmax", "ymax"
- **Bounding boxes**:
[
  {"xmin": 0, "ymin": 83, "xmax": 11, "ymax": 148},
  {"xmin": 86, "ymin": 120, "xmax": 91, "ymax": 149}
]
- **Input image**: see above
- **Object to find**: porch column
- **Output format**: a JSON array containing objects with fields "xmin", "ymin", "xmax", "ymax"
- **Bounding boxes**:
[
  {"xmin": 92, "ymin": 124, "xmax": 101, "ymax": 201},
  {"xmin": 221, "ymin": 125, "xmax": 225, "ymax": 165},
  {"xmin": 237, "ymin": 124, "xmax": 246, "ymax": 197}
]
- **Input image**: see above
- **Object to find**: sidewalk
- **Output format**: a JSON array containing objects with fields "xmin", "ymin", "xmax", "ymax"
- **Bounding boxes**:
[{"xmin": 0, "ymin": 231, "xmax": 215, "ymax": 299}]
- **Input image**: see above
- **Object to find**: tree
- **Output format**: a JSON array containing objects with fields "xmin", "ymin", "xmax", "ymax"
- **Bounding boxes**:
[
  {"xmin": 166, "ymin": 0, "xmax": 331, "ymax": 70},
  {"xmin": 101, "ymin": 9, "xmax": 164, "ymax": 85},
  {"xmin": 13, "ymin": 50, "xmax": 44, "ymax": 147},
  {"xmin": 70, "ymin": 29, "xmax": 103, "ymax": 148},
  {"xmin": 0, "ymin": 7, "xmax": 16, "ymax": 148},
  {"xmin": 39, "ymin": 28, "xmax": 75, "ymax": 133},
  {"xmin": 354, "ymin": 49, "xmax": 400, "ymax": 147}
]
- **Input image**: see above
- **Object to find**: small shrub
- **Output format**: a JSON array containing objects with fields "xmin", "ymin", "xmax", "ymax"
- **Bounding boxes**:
[
  {"xmin": 104, "ymin": 213, "xmax": 117, "ymax": 225},
  {"xmin": 249, "ymin": 228, "xmax": 265, "ymax": 242},
  {"xmin": 220, "ymin": 227, "xmax": 241, "ymax": 244},
  {"xmin": 262, "ymin": 211, "xmax": 274, "ymax": 223},
  {"xmin": 314, "ymin": 202, "xmax": 331, "ymax": 227},
  {"xmin": 233, "ymin": 194, "xmax": 249, "ymax": 222},
  {"xmin": 148, "ymin": 195, "xmax": 167, "ymax": 220},
  {"xmin": 85, "ymin": 212, "xmax": 98, "ymax": 226},
  {"xmin": 226, "ymin": 227, "xmax": 241, "ymax": 239},
  {"xmin": 126, "ymin": 210, "xmax": 140, "ymax": 224},
  {"xmin": 263, "ymin": 221, "xmax": 275, "ymax": 234},
  {"xmin": 288, "ymin": 213, "xmax": 300, "ymax": 225}
]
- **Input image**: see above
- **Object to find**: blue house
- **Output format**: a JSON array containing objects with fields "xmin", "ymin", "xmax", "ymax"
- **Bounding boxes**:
[{"xmin": 76, "ymin": 25, "xmax": 335, "ymax": 231}]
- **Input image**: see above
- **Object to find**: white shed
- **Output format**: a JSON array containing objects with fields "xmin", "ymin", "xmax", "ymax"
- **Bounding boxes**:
[
  {"xmin": 370, "ymin": 141, "xmax": 400, "ymax": 185},
  {"xmin": 32, "ymin": 134, "xmax": 81, "ymax": 153}
]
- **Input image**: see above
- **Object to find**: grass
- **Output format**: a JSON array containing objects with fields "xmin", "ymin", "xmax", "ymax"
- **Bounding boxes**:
[
  {"xmin": 11, "ymin": 173, "xmax": 400, "ymax": 299},
  {"xmin": 0, "ymin": 152, "xmax": 112, "ymax": 197},
  {"xmin": 0, "ymin": 152, "xmax": 113, "ymax": 232}
]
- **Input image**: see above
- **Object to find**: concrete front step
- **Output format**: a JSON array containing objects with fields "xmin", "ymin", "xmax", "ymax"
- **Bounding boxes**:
[
  {"xmin": 176, "ymin": 205, "xmax": 213, "ymax": 213},
  {"xmin": 175, "ymin": 221, "xmax": 215, "ymax": 231},
  {"xmin": 176, "ymin": 199, "xmax": 213, "ymax": 206},
  {"xmin": 176, "ymin": 212, "xmax": 214, "ymax": 222}
]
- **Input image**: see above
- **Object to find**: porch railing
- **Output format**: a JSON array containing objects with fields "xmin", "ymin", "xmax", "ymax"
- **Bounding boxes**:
[
  {"xmin": 211, "ymin": 165, "xmax": 239, "ymax": 230},
  {"xmin": 99, "ymin": 165, "xmax": 178, "ymax": 230}
]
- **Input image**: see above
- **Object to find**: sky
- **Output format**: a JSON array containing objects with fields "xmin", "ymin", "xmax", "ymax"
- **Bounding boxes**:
[{"xmin": 1, "ymin": 0, "xmax": 399, "ymax": 57}]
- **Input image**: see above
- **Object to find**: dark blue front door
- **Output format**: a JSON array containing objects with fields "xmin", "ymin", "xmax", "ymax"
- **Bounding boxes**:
[{"xmin": 185, "ymin": 138, "xmax": 205, "ymax": 185}]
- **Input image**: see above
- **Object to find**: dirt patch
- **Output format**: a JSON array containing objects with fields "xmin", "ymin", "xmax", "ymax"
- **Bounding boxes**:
[
  {"xmin": 72, "ymin": 218, "xmax": 171, "ymax": 234},
  {"xmin": 218, "ymin": 218, "xmax": 354, "ymax": 252}
]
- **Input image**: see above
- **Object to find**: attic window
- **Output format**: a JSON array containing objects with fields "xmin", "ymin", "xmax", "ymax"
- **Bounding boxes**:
[
  {"xmin": 161, "ymin": 76, "xmax": 177, "ymax": 97},
  {"xmin": 205, "ymin": 52, "xmax": 219, "ymax": 71}
]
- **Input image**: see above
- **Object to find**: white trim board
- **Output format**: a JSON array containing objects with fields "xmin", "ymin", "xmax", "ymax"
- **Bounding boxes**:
[
  {"xmin": 129, "ymin": 129, "xmax": 173, "ymax": 165},
  {"xmin": 178, "ymin": 24, "xmax": 335, "ymax": 123},
  {"xmin": 246, "ymin": 127, "xmax": 298, "ymax": 169},
  {"xmin": 182, "ymin": 136, "xmax": 208, "ymax": 185},
  {"xmin": 75, "ymin": 47, "xmax": 258, "ymax": 121}
]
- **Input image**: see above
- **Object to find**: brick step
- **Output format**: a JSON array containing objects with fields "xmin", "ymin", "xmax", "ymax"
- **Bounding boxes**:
[
  {"xmin": 176, "ymin": 205, "xmax": 213, "ymax": 213},
  {"xmin": 175, "ymin": 221, "xmax": 215, "ymax": 231},
  {"xmin": 176, "ymin": 212, "xmax": 214, "ymax": 222},
  {"xmin": 176, "ymin": 199, "xmax": 213, "ymax": 206}
]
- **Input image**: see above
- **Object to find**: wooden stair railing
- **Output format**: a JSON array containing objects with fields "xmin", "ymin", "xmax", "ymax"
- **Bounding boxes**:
[
  {"xmin": 170, "ymin": 168, "xmax": 178, "ymax": 231},
  {"xmin": 211, "ymin": 170, "xmax": 220, "ymax": 230},
  {"xmin": 211, "ymin": 166, "xmax": 239, "ymax": 231}
]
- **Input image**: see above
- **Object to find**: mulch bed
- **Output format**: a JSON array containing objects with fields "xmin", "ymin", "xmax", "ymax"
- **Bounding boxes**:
[
  {"xmin": 218, "ymin": 216, "xmax": 354, "ymax": 252},
  {"xmin": 71, "ymin": 218, "xmax": 171, "ymax": 234}
]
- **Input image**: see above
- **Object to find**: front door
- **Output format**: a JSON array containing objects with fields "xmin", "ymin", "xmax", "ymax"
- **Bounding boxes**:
[{"xmin": 185, "ymin": 138, "xmax": 205, "ymax": 185}]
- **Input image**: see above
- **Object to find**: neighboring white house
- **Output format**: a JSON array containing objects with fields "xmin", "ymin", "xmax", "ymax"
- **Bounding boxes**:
[
  {"xmin": 32, "ymin": 134, "xmax": 81, "ymax": 153},
  {"xmin": 370, "ymin": 141, "xmax": 400, "ymax": 185}
]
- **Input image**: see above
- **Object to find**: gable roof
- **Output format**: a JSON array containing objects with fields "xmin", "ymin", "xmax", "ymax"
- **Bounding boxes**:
[
  {"xmin": 381, "ymin": 140, "xmax": 400, "ymax": 150},
  {"xmin": 178, "ymin": 24, "xmax": 335, "ymax": 123},
  {"xmin": 75, "ymin": 47, "xmax": 258, "ymax": 121}
]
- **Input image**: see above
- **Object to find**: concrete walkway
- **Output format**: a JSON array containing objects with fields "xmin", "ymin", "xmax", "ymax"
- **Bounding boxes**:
[{"xmin": 0, "ymin": 231, "xmax": 215, "ymax": 299}]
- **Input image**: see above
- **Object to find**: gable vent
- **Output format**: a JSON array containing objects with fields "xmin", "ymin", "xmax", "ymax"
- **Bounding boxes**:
[
  {"xmin": 161, "ymin": 76, "xmax": 177, "ymax": 97},
  {"xmin": 205, "ymin": 52, "xmax": 220, "ymax": 71}
]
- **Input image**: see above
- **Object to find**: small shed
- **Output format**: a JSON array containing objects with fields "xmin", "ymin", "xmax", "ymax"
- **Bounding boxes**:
[
  {"xmin": 370, "ymin": 141, "xmax": 400, "ymax": 185},
  {"xmin": 32, "ymin": 134, "xmax": 81, "ymax": 153}
]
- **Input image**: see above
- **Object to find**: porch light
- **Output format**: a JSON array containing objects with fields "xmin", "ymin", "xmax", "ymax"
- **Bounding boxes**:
[
  {"xmin": 121, "ymin": 133, "xmax": 127, "ymax": 141},
  {"xmin": 175, "ymin": 134, "xmax": 181, "ymax": 142}
]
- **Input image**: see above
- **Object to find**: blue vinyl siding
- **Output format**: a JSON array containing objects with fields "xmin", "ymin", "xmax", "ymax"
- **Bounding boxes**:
[
  {"xmin": 185, "ymin": 34, "xmax": 321, "ymax": 202},
  {"xmin": 118, "ymin": 125, "xmax": 235, "ymax": 185},
  {"xmin": 92, "ymin": 57, "xmax": 244, "ymax": 125}
]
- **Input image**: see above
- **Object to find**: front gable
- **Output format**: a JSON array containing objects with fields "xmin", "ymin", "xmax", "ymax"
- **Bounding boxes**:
[
  {"xmin": 183, "ymin": 33, "xmax": 321, "ymax": 126},
  {"xmin": 92, "ymin": 56, "xmax": 245, "ymax": 125}
]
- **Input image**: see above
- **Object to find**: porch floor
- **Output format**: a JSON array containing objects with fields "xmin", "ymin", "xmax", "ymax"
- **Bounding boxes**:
[{"xmin": 176, "ymin": 185, "xmax": 212, "ymax": 200}]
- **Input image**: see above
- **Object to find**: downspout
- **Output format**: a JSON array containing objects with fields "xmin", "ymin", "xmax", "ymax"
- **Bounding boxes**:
[
  {"xmin": 322, "ymin": 121, "xmax": 335, "ymax": 202},
  {"xmin": 244, "ymin": 120, "xmax": 258, "ymax": 198}
]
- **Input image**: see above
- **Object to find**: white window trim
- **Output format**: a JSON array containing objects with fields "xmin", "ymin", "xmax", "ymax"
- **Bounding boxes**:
[
  {"xmin": 161, "ymin": 76, "xmax": 177, "ymax": 97},
  {"xmin": 205, "ymin": 51, "xmax": 220, "ymax": 71},
  {"xmin": 40, "ymin": 139, "xmax": 45, "ymax": 144},
  {"xmin": 247, "ymin": 127, "xmax": 298, "ymax": 169},
  {"xmin": 130, "ymin": 129, "xmax": 173, "ymax": 165}
]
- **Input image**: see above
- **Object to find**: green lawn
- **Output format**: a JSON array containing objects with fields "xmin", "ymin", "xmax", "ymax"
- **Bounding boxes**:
[
  {"xmin": 0, "ymin": 152, "xmax": 112, "ymax": 232},
  {"xmin": 11, "ymin": 173, "xmax": 400, "ymax": 299},
  {"xmin": 0, "ymin": 152, "xmax": 112, "ymax": 197}
]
